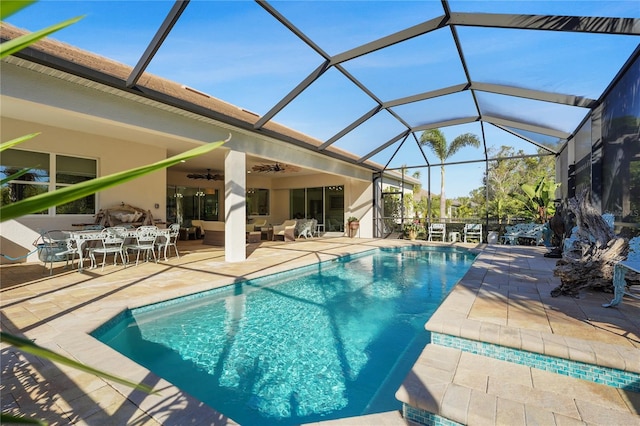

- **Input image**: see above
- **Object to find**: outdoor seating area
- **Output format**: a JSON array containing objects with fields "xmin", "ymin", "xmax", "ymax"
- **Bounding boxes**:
[
  {"xmin": 500, "ymin": 222, "xmax": 547, "ymax": 245},
  {"xmin": 33, "ymin": 225, "xmax": 177, "ymax": 273}
]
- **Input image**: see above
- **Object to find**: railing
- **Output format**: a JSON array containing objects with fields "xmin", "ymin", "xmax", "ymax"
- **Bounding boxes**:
[{"xmin": 376, "ymin": 216, "xmax": 541, "ymax": 241}]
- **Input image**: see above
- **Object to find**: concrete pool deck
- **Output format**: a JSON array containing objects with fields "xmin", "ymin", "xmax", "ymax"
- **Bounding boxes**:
[{"xmin": 1, "ymin": 238, "xmax": 638, "ymax": 425}]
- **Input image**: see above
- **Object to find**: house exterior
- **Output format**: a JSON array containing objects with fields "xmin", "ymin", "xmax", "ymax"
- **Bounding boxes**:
[{"xmin": 0, "ymin": 25, "xmax": 418, "ymax": 264}]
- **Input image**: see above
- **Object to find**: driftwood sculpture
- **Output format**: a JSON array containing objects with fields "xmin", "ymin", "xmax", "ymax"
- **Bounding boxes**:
[
  {"xmin": 551, "ymin": 189, "xmax": 628, "ymax": 297},
  {"xmin": 94, "ymin": 204, "xmax": 154, "ymax": 228}
]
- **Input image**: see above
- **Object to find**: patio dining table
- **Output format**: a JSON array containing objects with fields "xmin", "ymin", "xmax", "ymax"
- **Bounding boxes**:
[{"xmin": 63, "ymin": 228, "xmax": 169, "ymax": 272}]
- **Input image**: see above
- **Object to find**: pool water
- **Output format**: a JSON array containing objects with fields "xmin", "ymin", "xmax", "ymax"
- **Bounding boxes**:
[{"xmin": 93, "ymin": 246, "xmax": 476, "ymax": 425}]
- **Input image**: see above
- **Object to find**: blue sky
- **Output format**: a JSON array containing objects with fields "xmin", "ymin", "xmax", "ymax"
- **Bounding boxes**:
[{"xmin": 6, "ymin": 1, "xmax": 639, "ymax": 198}]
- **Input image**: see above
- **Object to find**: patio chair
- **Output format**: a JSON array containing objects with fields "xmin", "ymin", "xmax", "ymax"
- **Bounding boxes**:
[
  {"xmin": 247, "ymin": 219, "xmax": 268, "ymax": 232},
  {"xmin": 156, "ymin": 223, "xmax": 180, "ymax": 261},
  {"xmin": 89, "ymin": 228, "xmax": 126, "ymax": 271},
  {"xmin": 34, "ymin": 230, "xmax": 74, "ymax": 275},
  {"xmin": 273, "ymin": 220, "xmax": 297, "ymax": 241},
  {"xmin": 428, "ymin": 223, "xmax": 446, "ymax": 242},
  {"xmin": 603, "ymin": 236, "xmax": 640, "ymax": 308},
  {"xmin": 463, "ymin": 223, "xmax": 482, "ymax": 243},
  {"xmin": 125, "ymin": 225, "xmax": 159, "ymax": 265},
  {"xmin": 297, "ymin": 219, "xmax": 316, "ymax": 239}
]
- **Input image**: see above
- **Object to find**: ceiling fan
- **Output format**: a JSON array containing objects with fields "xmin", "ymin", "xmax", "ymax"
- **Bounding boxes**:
[
  {"xmin": 251, "ymin": 163, "xmax": 300, "ymax": 173},
  {"xmin": 186, "ymin": 169, "xmax": 224, "ymax": 180}
]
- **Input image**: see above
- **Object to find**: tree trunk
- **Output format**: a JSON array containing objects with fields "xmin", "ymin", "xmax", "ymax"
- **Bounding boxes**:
[
  {"xmin": 551, "ymin": 189, "xmax": 628, "ymax": 297},
  {"xmin": 440, "ymin": 165, "xmax": 446, "ymax": 220}
]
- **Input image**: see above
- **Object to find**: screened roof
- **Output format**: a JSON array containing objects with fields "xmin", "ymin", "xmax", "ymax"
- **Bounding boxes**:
[{"xmin": 5, "ymin": 1, "xmax": 640, "ymax": 197}]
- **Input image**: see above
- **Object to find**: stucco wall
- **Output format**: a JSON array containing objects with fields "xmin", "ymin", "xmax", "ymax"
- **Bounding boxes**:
[{"xmin": 1, "ymin": 117, "xmax": 166, "ymax": 263}]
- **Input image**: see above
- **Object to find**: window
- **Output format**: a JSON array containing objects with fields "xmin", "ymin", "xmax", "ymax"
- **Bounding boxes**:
[
  {"xmin": 0, "ymin": 149, "xmax": 96, "ymax": 215},
  {"xmin": 247, "ymin": 188, "xmax": 269, "ymax": 216}
]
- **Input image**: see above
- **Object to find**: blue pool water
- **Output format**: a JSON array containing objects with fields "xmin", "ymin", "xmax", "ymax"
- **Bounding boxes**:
[{"xmin": 93, "ymin": 246, "xmax": 476, "ymax": 425}]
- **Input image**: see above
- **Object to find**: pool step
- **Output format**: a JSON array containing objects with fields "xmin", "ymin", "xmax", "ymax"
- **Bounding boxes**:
[{"xmin": 396, "ymin": 344, "xmax": 640, "ymax": 425}]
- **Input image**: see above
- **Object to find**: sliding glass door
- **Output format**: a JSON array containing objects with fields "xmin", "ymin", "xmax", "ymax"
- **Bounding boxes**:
[
  {"xmin": 289, "ymin": 186, "xmax": 344, "ymax": 232},
  {"xmin": 167, "ymin": 185, "xmax": 219, "ymax": 225}
]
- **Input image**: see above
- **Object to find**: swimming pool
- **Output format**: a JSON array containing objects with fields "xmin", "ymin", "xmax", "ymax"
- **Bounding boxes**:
[{"xmin": 93, "ymin": 246, "xmax": 476, "ymax": 425}]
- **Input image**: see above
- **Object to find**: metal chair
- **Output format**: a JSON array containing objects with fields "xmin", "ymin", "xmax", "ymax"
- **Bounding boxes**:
[
  {"xmin": 156, "ymin": 224, "xmax": 180, "ymax": 261},
  {"xmin": 603, "ymin": 236, "xmax": 640, "ymax": 307},
  {"xmin": 34, "ymin": 230, "xmax": 72, "ymax": 275},
  {"xmin": 125, "ymin": 226, "xmax": 159, "ymax": 265},
  {"xmin": 297, "ymin": 219, "xmax": 315, "ymax": 239},
  {"xmin": 89, "ymin": 228, "xmax": 126, "ymax": 271}
]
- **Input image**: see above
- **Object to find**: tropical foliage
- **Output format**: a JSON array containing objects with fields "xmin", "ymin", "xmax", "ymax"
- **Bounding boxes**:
[
  {"xmin": 514, "ymin": 176, "xmax": 560, "ymax": 223},
  {"xmin": 469, "ymin": 145, "xmax": 557, "ymax": 222},
  {"xmin": 419, "ymin": 129, "xmax": 480, "ymax": 220}
]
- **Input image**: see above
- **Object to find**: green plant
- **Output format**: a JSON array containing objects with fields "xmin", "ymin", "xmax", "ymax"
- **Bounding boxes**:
[
  {"xmin": 514, "ymin": 177, "xmax": 560, "ymax": 224},
  {"xmin": 404, "ymin": 219, "xmax": 423, "ymax": 233}
]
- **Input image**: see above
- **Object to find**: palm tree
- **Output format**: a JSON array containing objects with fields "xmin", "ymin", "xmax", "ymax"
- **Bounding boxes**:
[{"xmin": 419, "ymin": 129, "xmax": 480, "ymax": 220}]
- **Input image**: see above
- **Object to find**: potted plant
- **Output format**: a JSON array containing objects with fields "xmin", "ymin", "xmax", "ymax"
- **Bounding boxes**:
[
  {"xmin": 347, "ymin": 216, "xmax": 359, "ymax": 237},
  {"xmin": 404, "ymin": 220, "xmax": 422, "ymax": 241}
]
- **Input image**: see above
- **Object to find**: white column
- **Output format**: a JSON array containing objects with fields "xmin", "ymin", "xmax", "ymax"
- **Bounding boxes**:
[{"xmin": 224, "ymin": 150, "xmax": 246, "ymax": 262}]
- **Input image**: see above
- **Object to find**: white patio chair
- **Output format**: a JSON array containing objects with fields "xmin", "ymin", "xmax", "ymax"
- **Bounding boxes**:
[
  {"xmin": 428, "ymin": 223, "xmax": 446, "ymax": 242},
  {"xmin": 125, "ymin": 226, "xmax": 159, "ymax": 265},
  {"xmin": 89, "ymin": 228, "xmax": 126, "ymax": 271},
  {"xmin": 463, "ymin": 223, "xmax": 482, "ymax": 243},
  {"xmin": 156, "ymin": 223, "xmax": 181, "ymax": 261},
  {"xmin": 297, "ymin": 219, "xmax": 315, "ymax": 239},
  {"xmin": 603, "ymin": 236, "xmax": 640, "ymax": 308}
]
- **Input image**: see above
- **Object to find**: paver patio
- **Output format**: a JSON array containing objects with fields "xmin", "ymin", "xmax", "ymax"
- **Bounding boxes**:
[{"xmin": 1, "ymin": 238, "xmax": 638, "ymax": 425}]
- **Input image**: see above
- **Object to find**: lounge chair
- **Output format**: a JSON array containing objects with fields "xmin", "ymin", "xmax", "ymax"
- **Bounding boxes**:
[
  {"xmin": 428, "ymin": 223, "xmax": 446, "ymax": 242},
  {"xmin": 202, "ymin": 221, "xmax": 225, "ymax": 246},
  {"xmin": 273, "ymin": 220, "xmax": 297, "ymax": 241},
  {"xmin": 247, "ymin": 219, "xmax": 267, "ymax": 232}
]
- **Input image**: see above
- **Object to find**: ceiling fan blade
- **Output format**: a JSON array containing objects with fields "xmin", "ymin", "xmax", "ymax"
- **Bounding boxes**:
[
  {"xmin": 284, "ymin": 164, "xmax": 301, "ymax": 172},
  {"xmin": 252, "ymin": 163, "xmax": 300, "ymax": 173},
  {"xmin": 187, "ymin": 173, "xmax": 205, "ymax": 179}
]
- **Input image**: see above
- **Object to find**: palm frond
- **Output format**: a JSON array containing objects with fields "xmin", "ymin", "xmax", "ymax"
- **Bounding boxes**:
[
  {"xmin": 1, "ymin": 1, "xmax": 37, "ymax": 20},
  {"xmin": 0, "ymin": 133, "xmax": 41, "ymax": 151},
  {"xmin": 1, "ymin": 332, "xmax": 156, "ymax": 395}
]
